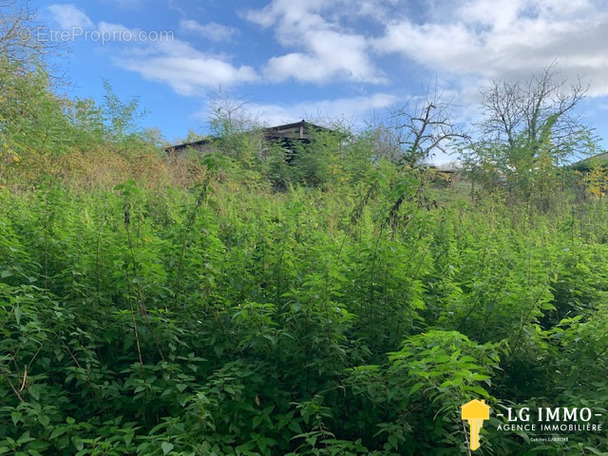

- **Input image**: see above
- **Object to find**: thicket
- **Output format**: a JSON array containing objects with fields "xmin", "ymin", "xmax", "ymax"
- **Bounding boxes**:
[
  {"xmin": 3, "ymin": 31, "xmax": 608, "ymax": 456},
  {"xmin": 3, "ymin": 159, "xmax": 608, "ymax": 455}
]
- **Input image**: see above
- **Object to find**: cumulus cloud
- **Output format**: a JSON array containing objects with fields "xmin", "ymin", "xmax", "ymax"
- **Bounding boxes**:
[
  {"xmin": 243, "ymin": 0, "xmax": 608, "ymax": 96},
  {"xmin": 245, "ymin": 0, "xmax": 385, "ymax": 84},
  {"xmin": 191, "ymin": 92, "xmax": 399, "ymax": 129},
  {"xmin": 110, "ymin": 31, "xmax": 258, "ymax": 94},
  {"xmin": 118, "ymin": 54, "xmax": 257, "ymax": 95},
  {"xmin": 45, "ymin": 1, "xmax": 608, "ymax": 110},
  {"xmin": 46, "ymin": 4, "xmax": 258, "ymax": 95},
  {"xmin": 265, "ymin": 30, "xmax": 383, "ymax": 84},
  {"xmin": 373, "ymin": 0, "xmax": 608, "ymax": 96}
]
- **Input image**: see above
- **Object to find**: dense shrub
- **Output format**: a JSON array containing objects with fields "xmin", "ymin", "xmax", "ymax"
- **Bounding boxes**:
[{"xmin": 1, "ymin": 170, "xmax": 608, "ymax": 454}]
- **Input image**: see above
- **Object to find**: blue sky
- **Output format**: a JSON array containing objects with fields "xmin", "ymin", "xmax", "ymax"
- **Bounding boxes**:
[{"xmin": 35, "ymin": 0, "xmax": 608, "ymax": 161}]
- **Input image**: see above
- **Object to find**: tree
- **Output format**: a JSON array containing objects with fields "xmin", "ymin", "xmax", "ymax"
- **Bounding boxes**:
[
  {"xmin": 460, "ymin": 64, "xmax": 599, "ymax": 207},
  {"xmin": 391, "ymin": 89, "xmax": 469, "ymax": 167},
  {"xmin": 1, "ymin": 0, "xmax": 37, "ymax": 62},
  {"xmin": 475, "ymin": 63, "xmax": 595, "ymax": 173},
  {"xmin": 207, "ymin": 87, "xmax": 260, "ymax": 137},
  {"xmin": 204, "ymin": 87, "xmax": 269, "ymax": 180},
  {"xmin": 0, "ymin": 0, "xmax": 63, "ymax": 70},
  {"xmin": 359, "ymin": 120, "xmax": 402, "ymax": 164}
]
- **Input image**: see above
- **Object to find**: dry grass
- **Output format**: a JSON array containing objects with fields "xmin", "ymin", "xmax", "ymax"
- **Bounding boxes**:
[{"xmin": 1, "ymin": 147, "xmax": 212, "ymax": 192}]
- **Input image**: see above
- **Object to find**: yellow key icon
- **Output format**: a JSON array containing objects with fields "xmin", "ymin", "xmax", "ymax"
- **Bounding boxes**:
[{"xmin": 461, "ymin": 399, "xmax": 490, "ymax": 451}]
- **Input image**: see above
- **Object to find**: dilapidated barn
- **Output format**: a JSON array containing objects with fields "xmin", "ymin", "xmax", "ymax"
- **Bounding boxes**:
[{"xmin": 166, "ymin": 120, "xmax": 334, "ymax": 158}]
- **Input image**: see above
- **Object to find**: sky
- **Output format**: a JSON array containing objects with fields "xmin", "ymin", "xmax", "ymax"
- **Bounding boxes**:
[{"xmin": 31, "ymin": 0, "xmax": 608, "ymax": 162}]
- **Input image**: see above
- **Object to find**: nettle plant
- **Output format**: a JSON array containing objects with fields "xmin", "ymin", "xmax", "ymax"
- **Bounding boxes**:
[{"xmin": 1, "ymin": 143, "xmax": 608, "ymax": 455}]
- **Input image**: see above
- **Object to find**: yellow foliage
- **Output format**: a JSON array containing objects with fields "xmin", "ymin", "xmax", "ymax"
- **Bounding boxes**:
[{"xmin": 587, "ymin": 165, "xmax": 608, "ymax": 199}]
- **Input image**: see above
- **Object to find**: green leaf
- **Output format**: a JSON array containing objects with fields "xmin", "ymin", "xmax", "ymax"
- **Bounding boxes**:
[
  {"xmin": 11, "ymin": 411, "xmax": 22, "ymax": 426},
  {"xmin": 29, "ymin": 386, "xmax": 40, "ymax": 401},
  {"xmin": 14, "ymin": 305, "xmax": 22, "ymax": 325},
  {"xmin": 50, "ymin": 427, "xmax": 67, "ymax": 440},
  {"xmin": 409, "ymin": 383, "xmax": 424, "ymax": 396},
  {"xmin": 161, "ymin": 442, "xmax": 174, "ymax": 455},
  {"xmin": 466, "ymin": 385, "xmax": 489, "ymax": 398},
  {"xmin": 288, "ymin": 421, "xmax": 302, "ymax": 434},
  {"xmin": 252, "ymin": 416, "xmax": 262, "ymax": 429},
  {"xmin": 1, "ymin": 269, "xmax": 13, "ymax": 278},
  {"xmin": 38, "ymin": 415, "xmax": 50, "ymax": 428}
]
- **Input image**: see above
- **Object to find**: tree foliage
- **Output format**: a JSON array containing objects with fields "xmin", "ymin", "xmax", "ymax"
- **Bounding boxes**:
[{"xmin": 478, "ymin": 63, "xmax": 589, "ymax": 160}]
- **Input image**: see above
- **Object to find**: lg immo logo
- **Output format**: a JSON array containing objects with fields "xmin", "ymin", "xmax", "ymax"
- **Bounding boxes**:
[
  {"xmin": 461, "ymin": 399, "xmax": 605, "ymax": 450},
  {"xmin": 495, "ymin": 406, "xmax": 603, "ymax": 437}
]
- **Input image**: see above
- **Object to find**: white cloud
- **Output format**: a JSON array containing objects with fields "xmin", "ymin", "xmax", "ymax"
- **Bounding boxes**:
[
  {"xmin": 46, "ymin": 5, "xmax": 258, "ymax": 95},
  {"xmin": 245, "ymin": 0, "xmax": 384, "ymax": 84},
  {"xmin": 118, "ymin": 55, "xmax": 257, "ymax": 95},
  {"xmin": 248, "ymin": 93, "xmax": 399, "ymax": 126},
  {"xmin": 180, "ymin": 19, "xmax": 238, "ymax": 42},
  {"xmin": 265, "ymin": 29, "xmax": 383, "ymax": 84},
  {"xmin": 373, "ymin": 0, "xmax": 608, "ymax": 96},
  {"xmin": 46, "ymin": 4, "xmax": 94, "ymax": 29},
  {"xmin": 191, "ymin": 92, "xmax": 398, "ymax": 129},
  {"xmin": 110, "ymin": 31, "xmax": 259, "ymax": 94}
]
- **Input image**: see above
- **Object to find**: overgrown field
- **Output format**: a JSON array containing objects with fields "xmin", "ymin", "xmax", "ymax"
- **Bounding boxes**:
[
  {"xmin": 2, "ymin": 166, "xmax": 608, "ymax": 455},
  {"xmin": 3, "ymin": 4, "xmax": 608, "ymax": 453}
]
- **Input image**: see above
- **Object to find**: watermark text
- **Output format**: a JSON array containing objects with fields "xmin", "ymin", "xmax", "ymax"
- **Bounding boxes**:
[{"xmin": 19, "ymin": 26, "xmax": 174, "ymax": 45}]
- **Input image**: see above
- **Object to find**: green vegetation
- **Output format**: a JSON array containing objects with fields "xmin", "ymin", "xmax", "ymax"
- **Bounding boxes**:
[{"xmin": 3, "ymin": 15, "xmax": 608, "ymax": 456}]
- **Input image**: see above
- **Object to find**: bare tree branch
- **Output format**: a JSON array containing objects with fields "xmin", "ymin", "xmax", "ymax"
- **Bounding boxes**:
[
  {"xmin": 207, "ymin": 86, "xmax": 260, "ymax": 136},
  {"xmin": 392, "ymin": 89, "xmax": 469, "ymax": 166},
  {"xmin": 1, "ymin": 0, "xmax": 46, "ymax": 65}
]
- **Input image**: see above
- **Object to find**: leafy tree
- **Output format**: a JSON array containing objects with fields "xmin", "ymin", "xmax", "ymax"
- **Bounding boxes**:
[
  {"xmin": 478, "ymin": 63, "xmax": 589, "ymax": 159},
  {"xmin": 0, "ymin": 58, "xmax": 71, "ymax": 182},
  {"xmin": 289, "ymin": 126, "xmax": 348, "ymax": 188},
  {"xmin": 464, "ymin": 64, "xmax": 598, "ymax": 200}
]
